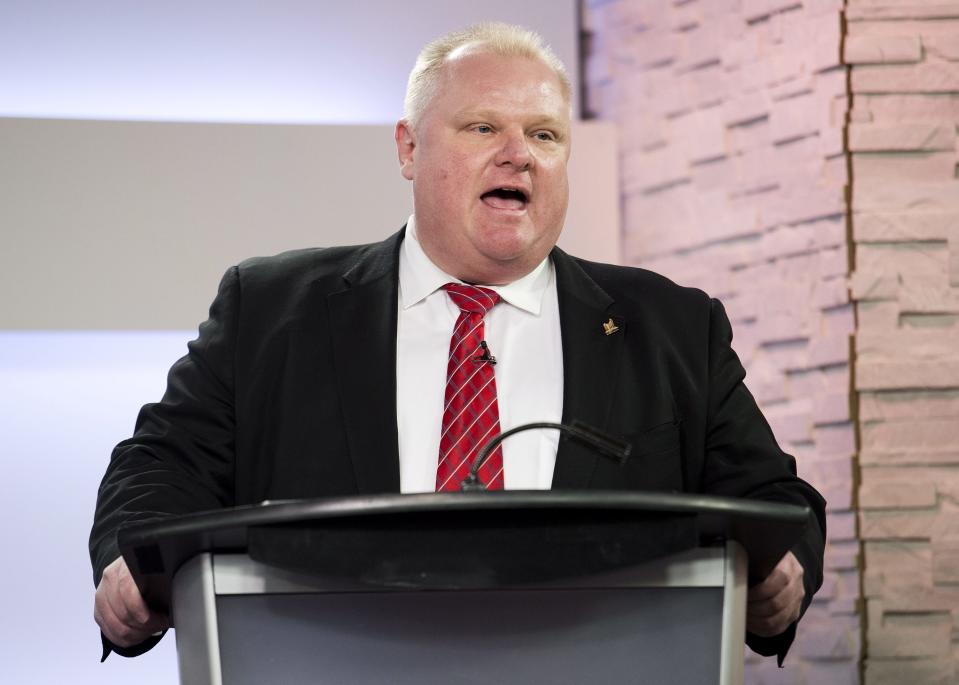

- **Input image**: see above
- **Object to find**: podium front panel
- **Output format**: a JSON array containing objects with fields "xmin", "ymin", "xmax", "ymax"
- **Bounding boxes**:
[
  {"xmin": 172, "ymin": 546, "xmax": 745, "ymax": 684},
  {"xmin": 217, "ymin": 586, "xmax": 722, "ymax": 684}
]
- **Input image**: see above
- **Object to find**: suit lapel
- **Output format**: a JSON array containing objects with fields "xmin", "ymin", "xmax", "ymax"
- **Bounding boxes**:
[
  {"xmin": 326, "ymin": 230, "xmax": 404, "ymax": 494},
  {"xmin": 550, "ymin": 249, "xmax": 626, "ymax": 489}
]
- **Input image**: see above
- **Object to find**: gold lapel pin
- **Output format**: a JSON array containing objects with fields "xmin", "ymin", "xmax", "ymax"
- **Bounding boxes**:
[{"xmin": 603, "ymin": 318, "xmax": 620, "ymax": 336}]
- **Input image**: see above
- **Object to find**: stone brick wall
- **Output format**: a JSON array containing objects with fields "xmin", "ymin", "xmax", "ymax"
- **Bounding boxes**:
[
  {"xmin": 846, "ymin": 3, "xmax": 959, "ymax": 683},
  {"xmin": 583, "ymin": 1, "xmax": 861, "ymax": 682}
]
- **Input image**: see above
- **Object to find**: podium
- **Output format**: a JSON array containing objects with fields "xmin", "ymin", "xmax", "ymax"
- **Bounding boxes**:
[{"xmin": 119, "ymin": 491, "xmax": 810, "ymax": 685}]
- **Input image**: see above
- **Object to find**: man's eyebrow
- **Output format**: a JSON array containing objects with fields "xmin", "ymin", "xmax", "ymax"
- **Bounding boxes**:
[{"xmin": 456, "ymin": 109, "xmax": 567, "ymax": 128}]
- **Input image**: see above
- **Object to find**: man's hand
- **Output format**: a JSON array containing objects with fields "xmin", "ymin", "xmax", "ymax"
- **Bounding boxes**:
[
  {"xmin": 747, "ymin": 551, "xmax": 804, "ymax": 637},
  {"xmin": 94, "ymin": 556, "xmax": 169, "ymax": 647}
]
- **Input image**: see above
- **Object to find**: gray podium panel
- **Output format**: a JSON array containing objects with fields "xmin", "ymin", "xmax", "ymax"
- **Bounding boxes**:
[
  {"xmin": 171, "ymin": 544, "xmax": 746, "ymax": 685},
  {"xmin": 217, "ymin": 587, "xmax": 722, "ymax": 684}
]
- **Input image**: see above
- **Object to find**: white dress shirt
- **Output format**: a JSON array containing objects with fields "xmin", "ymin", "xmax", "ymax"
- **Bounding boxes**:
[{"xmin": 396, "ymin": 216, "xmax": 564, "ymax": 493}]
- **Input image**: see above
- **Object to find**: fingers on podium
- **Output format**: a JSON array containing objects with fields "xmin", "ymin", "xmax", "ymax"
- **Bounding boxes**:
[{"xmin": 94, "ymin": 556, "xmax": 169, "ymax": 647}]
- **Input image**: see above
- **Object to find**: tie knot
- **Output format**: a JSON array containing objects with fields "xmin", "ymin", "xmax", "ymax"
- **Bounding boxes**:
[{"xmin": 443, "ymin": 283, "xmax": 500, "ymax": 315}]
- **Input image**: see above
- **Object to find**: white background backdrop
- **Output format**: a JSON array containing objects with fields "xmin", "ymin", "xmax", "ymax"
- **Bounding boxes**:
[
  {"xmin": 0, "ymin": 2, "xmax": 612, "ymax": 683},
  {"xmin": 0, "ymin": 1, "xmax": 580, "ymax": 124}
]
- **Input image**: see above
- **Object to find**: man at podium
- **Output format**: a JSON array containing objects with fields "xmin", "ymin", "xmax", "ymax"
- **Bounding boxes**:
[{"xmin": 91, "ymin": 22, "xmax": 825, "ymax": 668}]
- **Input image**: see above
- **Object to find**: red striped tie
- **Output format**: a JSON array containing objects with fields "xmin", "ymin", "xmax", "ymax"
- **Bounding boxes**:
[{"xmin": 436, "ymin": 283, "xmax": 504, "ymax": 492}]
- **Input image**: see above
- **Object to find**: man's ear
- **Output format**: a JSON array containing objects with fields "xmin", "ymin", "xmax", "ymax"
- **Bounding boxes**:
[{"xmin": 395, "ymin": 120, "xmax": 416, "ymax": 181}]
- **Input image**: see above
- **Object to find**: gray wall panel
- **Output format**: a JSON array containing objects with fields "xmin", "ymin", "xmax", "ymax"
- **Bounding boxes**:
[{"xmin": 1, "ymin": 118, "xmax": 619, "ymax": 329}]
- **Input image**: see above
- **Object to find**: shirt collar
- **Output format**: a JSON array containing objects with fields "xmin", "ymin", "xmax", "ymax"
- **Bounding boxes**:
[{"xmin": 399, "ymin": 215, "xmax": 552, "ymax": 315}]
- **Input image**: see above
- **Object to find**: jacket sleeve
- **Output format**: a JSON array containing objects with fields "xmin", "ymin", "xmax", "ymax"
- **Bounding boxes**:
[
  {"xmin": 701, "ymin": 298, "xmax": 827, "ymax": 665},
  {"xmin": 89, "ymin": 266, "xmax": 241, "ymax": 657}
]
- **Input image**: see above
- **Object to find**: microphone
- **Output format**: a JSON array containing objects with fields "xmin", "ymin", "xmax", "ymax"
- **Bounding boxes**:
[
  {"xmin": 472, "ymin": 340, "xmax": 497, "ymax": 365},
  {"xmin": 460, "ymin": 420, "xmax": 632, "ymax": 491}
]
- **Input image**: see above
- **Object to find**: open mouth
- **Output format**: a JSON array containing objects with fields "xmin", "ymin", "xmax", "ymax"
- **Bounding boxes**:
[{"xmin": 481, "ymin": 187, "xmax": 529, "ymax": 211}]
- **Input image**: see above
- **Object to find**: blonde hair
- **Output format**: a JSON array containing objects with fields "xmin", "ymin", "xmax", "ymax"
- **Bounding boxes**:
[{"xmin": 403, "ymin": 22, "xmax": 571, "ymax": 127}]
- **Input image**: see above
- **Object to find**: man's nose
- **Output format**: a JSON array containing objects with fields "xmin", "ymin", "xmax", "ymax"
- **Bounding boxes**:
[{"xmin": 494, "ymin": 131, "xmax": 533, "ymax": 171}]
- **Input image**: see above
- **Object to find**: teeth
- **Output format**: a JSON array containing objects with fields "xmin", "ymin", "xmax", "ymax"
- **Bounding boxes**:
[{"xmin": 482, "ymin": 186, "xmax": 529, "ymax": 202}]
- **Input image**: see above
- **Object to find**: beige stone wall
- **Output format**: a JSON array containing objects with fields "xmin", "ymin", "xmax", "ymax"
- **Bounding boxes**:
[
  {"xmin": 583, "ymin": 1, "xmax": 860, "ymax": 682},
  {"xmin": 846, "ymin": 3, "xmax": 959, "ymax": 683}
]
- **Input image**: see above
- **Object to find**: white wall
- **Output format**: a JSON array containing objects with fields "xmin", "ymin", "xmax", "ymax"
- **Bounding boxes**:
[
  {"xmin": 0, "ymin": 3, "xmax": 624, "ymax": 682},
  {"xmin": 1, "ymin": 332, "xmax": 184, "ymax": 682},
  {"xmin": 0, "ymin": 0, "xmax": 580, "ymax": 123},
  {"xmin": 1, "ymin": 117, "xmax": 617, "ymax": 685}
]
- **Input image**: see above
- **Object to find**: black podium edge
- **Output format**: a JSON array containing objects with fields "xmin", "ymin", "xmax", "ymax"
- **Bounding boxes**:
[{"xmin": 119, "ymin": 490, "xmax": 810, "ymax": 610}]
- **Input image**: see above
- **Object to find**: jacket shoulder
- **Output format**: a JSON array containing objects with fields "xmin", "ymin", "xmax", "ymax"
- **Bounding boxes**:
[
  {"xmin": 570, "ymin": 256, "xmax": 713, "ymax": 314},
  {"xmin": 234, "ymin": 242, "xmax": 372, "ymax": 287},
  {"xmin": 229, "ymin": 229, "xmax": 402, "ymax": 294}
]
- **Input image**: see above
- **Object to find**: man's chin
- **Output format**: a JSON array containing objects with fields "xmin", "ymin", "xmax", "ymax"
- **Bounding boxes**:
[
  {"xmin": 472, "ymin": 245, "xmax": 550, "ymax": 284},
  {"xmin": 471, "ymin": 220, "xmax": 536, "ymax": 251},
  {"xmin": 473, "ymin": 235, "xmax": 534, "ymax": 264}
]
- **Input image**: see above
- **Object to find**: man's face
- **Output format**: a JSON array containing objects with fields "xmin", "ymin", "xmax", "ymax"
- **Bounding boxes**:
[{"xmin": 396, "ymin": 48, "xmax": 571, "ymax": 284}]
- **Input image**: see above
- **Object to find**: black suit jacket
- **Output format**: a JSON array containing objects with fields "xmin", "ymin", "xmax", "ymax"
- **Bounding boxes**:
[{"xmin": 91, "ymin": 229, "xmax": 825, "ymax": 662}]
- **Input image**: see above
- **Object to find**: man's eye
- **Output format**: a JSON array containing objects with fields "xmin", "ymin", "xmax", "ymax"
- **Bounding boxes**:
[
  {"xmin": 534, "ymin": 131, "xmax": 556, "ymax": 141},
  {"xmin": 474, "ymin": 125, "xmax": 493, "ymax": 134}
]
